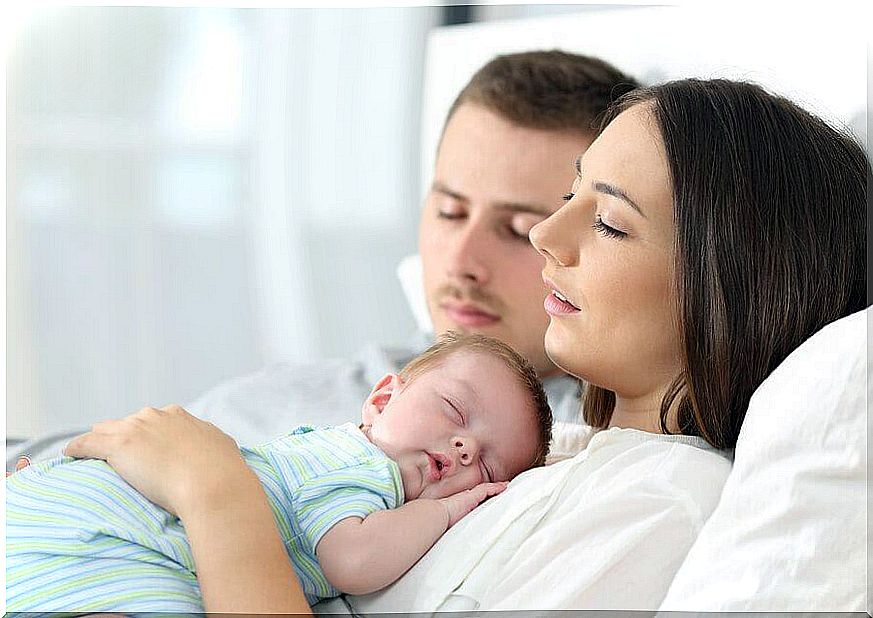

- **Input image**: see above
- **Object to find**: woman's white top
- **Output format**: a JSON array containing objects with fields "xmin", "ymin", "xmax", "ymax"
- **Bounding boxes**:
[{"xmin": 349, "ymin": 426, "xmax": 732, "ymax": 612}]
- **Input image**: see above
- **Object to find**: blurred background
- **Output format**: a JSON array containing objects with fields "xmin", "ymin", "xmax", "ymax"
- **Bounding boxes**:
[
  {"xmin": 6, "ymin": 3, "xmax": 868, "ymax": 438},
  {"xmin": 5, "ymin": 4, "xmax": 596, "ymax": 438}
]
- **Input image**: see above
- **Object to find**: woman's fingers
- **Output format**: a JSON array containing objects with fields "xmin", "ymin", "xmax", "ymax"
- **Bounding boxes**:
[
  {"xmin": 63, "ymin": 407, "xmax": 169, "ymax": 460},
  {"xmin": 60, "ymin": 403, "xmax": 246, "ymax": 518},
  {"xmin": 6, "ymin": 455, "xmax": 31, "ymax": 477},
  {"xmin": 64, "ymin": 415, "xmax": 139, "ymax": 459},
  {"xmin": 63, "ymin": 431, "xmax": 115, "ymax": 460}
]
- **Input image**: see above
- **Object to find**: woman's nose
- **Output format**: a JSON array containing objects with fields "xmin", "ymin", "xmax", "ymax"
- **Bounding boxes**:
[{"xmin": 529, "ymin": 210, "xmax": 577, "ymax": 268}]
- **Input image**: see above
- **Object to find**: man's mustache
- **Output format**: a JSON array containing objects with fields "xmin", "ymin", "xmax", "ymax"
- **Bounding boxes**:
[{"xmin": 434, "ymin": 284, "xmax": 505, "ymax": 315}]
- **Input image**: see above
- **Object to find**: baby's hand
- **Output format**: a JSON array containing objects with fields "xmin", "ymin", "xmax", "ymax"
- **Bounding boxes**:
[{"xmin": 439, "ymin": 481, "xmax": 508, "ymax": 528}]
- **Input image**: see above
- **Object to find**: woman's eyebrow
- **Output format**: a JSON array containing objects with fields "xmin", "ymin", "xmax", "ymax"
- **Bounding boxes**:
[{"xmin": 592, "ymin": 181, "xmax": 646, "ymax": 218}]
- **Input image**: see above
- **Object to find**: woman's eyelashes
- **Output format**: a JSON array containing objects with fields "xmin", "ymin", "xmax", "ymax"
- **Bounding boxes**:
[
  {"xmin": 561, "ymin": 192, "xmax": 628, "ymax": 240},
  {"xmin": 593, "ymin": 214, "xmax": 627, "ymax": 240}
]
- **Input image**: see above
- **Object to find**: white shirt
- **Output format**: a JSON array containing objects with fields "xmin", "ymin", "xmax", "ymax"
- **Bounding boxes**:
[{"xmin": 346, "ymin": 427, "xmax": 732, "ymax": 612}]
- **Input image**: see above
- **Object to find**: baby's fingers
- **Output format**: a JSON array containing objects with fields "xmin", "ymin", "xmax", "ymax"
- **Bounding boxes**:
[
  {"xmin": 484, "ymin": 481, "xmax": 509, "ymax": 495},
  {"xmin": 473, "ymin": 481, "xmax": 509, "ymax": 501}
]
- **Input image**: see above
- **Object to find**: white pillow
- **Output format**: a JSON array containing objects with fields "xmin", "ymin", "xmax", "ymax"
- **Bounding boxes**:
[
  {"xmin": 659, "ymin": 308, "xmax": 868, "ymax": 612},
  {"xmin": 396, "ymin": 254, "xmax": 432, "ymax": 333}
]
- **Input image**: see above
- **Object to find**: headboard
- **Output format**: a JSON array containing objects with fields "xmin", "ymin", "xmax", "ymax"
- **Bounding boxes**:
[{"xmin": 419, "ymin": 4, "xmax": 868, "ymax": 197}]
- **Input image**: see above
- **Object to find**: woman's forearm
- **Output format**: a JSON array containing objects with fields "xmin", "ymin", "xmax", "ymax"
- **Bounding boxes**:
[
  {"xmin": 180, "ymin": 472, "xmax": 312, "ymax": 615},
  {"xmin": 62, "ymin": 405, "xmax": 312, "ymax": 613}
]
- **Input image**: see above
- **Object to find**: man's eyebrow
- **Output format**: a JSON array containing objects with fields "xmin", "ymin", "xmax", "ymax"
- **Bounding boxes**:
[
  {"xmin": 592, "ymin": 181, "xmax": 646, "ymax": 218},
  {"xmin": 431, "ymin": 181, "xmax": 465, "ymax": 201},
  {"xmin": 492, "ymin": 201, "xmax": 554, "ymax": 217},
  {"xmin": 431, "ymin": 181, "xmax": 554, "ymax": 217}
]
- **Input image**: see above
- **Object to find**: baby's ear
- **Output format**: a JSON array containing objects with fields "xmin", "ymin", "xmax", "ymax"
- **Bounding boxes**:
[{"xmin": 361, "ymin": 373, "xmax": 403, "ymax": 425}]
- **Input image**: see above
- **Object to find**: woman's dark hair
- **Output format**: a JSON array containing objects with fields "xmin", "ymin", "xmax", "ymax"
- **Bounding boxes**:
[{"xmin": 583, "ymin": 78, "xmax": 870, "ymax": 449}]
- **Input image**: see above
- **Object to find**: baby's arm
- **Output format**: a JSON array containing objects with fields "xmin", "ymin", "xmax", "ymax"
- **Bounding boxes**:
[{"xmin": 316, "ymin": 481, "xmax": 506, "ymax": 595}]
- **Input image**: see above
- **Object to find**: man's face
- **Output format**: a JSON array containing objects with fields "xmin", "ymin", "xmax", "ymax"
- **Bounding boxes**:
[{"xmin": 419, "ymin": 103, "xmax": 593, "ymax": 377}]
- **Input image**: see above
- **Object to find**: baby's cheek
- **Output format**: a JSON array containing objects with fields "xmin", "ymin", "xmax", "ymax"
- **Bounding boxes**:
[{"xmin": 457, "ymin": 468, "xmax": 485, "ymax": 492}]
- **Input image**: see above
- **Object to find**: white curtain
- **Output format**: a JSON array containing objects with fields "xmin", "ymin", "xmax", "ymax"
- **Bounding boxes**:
[{"xmin": 6, "ymin": 6, "xmax": 438, "ymax": 437}]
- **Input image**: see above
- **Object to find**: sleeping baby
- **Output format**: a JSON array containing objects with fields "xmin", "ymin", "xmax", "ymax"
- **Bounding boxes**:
[{"xmin": 5, "ymin": 331, "xmax": 552, "ymax": 612}]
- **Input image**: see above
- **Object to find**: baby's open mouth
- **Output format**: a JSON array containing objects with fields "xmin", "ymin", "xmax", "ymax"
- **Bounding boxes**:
[{"xmin": 427, "ymin": 452, "xmax": 450, "ymax": 482}]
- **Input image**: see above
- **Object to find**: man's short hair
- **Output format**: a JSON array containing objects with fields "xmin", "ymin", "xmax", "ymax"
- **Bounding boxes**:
[
  {"xmin": 445, "ymin": 49, "xmax": 640, "ymax": 135},
  {"xmin": 399, "ymin": 331, "xmax": 553, "ymax": 468}
]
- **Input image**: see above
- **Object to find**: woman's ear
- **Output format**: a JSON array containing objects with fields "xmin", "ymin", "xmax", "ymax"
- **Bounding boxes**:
[{"xmin": 361, "ymin": 373, "xmax": 403, "ymax": 426}]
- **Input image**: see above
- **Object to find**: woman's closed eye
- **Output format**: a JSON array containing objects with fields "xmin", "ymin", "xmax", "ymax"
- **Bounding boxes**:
[{"xmin": 593, "ymin": 214, "xmax": 627, "ymax": 240}]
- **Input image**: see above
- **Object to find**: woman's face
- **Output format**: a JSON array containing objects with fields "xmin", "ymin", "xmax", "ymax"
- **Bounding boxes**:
[{"xmin": 529, "ymin": 104, "xmax": 682, "ymax": 401}]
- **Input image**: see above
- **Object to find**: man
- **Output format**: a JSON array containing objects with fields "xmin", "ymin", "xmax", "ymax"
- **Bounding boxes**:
[{"xmin": 7, "ymin": 51, "xmax": 638, "ymax": 465}]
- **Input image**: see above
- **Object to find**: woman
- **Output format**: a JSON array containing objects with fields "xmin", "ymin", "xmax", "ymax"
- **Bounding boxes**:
[{"xmin": 62, "ymin": 79, "xmax": 869, "ymax": 612}]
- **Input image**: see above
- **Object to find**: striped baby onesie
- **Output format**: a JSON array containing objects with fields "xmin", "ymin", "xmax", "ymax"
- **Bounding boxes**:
[{"xmin": 5, "ymin": 423, "xmax": 404, "ymax": 612}]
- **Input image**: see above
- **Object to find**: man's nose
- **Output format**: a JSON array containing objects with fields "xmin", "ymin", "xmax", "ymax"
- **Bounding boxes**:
[
  {"xmin": 451, "ymin": 435, "xmax": 480, "ymax": 466},
  {"xmin": 446, "ymin": 218, "xmax": 491, "ymax": 286}
]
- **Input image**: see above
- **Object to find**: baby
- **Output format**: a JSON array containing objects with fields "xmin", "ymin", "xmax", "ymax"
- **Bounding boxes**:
[{"xmin": 5, "ymin": 332, "xmax": 553, "ymax": 612}]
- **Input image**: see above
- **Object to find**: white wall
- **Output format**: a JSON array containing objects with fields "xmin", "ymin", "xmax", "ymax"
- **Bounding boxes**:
[
  {"xmin": 420, "ymin": 4, "xmax": 869, "ymax": 191},
  {"xmin": 6, "ymin": 6, "xmax": 439, "ymax": 437}
]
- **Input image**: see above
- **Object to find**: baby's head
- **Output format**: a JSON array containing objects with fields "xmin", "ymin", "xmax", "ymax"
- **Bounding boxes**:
[{"xmin": 361, "ymin": 331, "xmax": 552, "ymax": 501}]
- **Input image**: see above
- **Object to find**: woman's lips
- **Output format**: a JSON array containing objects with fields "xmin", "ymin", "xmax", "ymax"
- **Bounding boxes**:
[
  {"xmin": 441, "ymin": 302, "xmax": 500, "ymax": 328},
  {"xmin": 544, "ymin": 291, "xmax": 581, "ymax": 315}
]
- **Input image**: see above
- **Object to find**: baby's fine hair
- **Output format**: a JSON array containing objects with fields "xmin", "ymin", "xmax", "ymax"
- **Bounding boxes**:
[{"xmin": 399, "ymin": 331, "xmax": 553, "ymax": 468}]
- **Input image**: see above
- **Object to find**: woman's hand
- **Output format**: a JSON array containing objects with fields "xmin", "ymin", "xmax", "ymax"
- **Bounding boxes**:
[
  {"xmin": 64, "ymin": 405, "xmax": 257, "ymax": 519},
  {"xmin": 67, "ymin": 405, "xmax": 311, "ymax": 614},
  {"xmin": 6, "ymin": 456, "xmax": 31, "ymax": 477}
]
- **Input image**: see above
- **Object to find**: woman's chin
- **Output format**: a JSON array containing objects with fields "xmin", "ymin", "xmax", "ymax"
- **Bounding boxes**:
[
  {"xmin": 544, "ymin": 325, "xmax": 604, "ymax": 386},
  {"xmin": 544, "ymin": 329, "xmax": 583, "ymax": 379}
]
